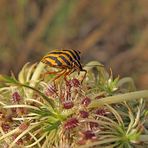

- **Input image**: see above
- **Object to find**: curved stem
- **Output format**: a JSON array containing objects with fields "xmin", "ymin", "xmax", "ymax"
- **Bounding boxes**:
[
  {"xmin": 79, "ymin": 137, "xmax": 120, "ymax": 148},
  {"xmin": 117, "ymin": 77, "xmax": 136, "ymax": 91},
  {"xmin": 30, "ymin": 62, "xmax": 45, "ymax": 88},
  {"xmin": 89, "ymin": 90, "xmax": 148, "ymax": 108}
]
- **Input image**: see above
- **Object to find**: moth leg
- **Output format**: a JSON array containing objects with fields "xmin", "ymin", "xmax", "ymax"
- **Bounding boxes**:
[
  {"xmin": 41, "ymin": 70, "xmax": 62, "ymax": 79},
  {"xmin": 53, "ymin": 69, "xmax": 67, "ymax": 82},
  {"xmin": 63, "ymin": 69, "xmax": 72, "ymax": 83}
]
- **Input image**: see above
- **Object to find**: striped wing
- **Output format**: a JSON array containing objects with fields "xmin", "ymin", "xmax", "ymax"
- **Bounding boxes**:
[
  {"xmin": 41, "ymin": 49, "xmax": 73, "ymax": 68},
  {"xmin": 41, "ymin": 49, "xmax": 83, "ymax": 70}
]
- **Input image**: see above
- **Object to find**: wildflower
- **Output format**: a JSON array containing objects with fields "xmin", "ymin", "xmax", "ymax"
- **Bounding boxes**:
[
  {"xmin": 0, "ymin": 61, "xmax": 147, "ymax": 147},
  {"xmin": 79, "ymin": 110, "xmax": 89, "ymax": 118},
  {"xmin": 19, "ymin": 122, "xmax": 28, "ymax": 131},
  {"xmin": 12, "ymin": 91, "xmax": 21, "ymax": 103},
  {"xmin": 70, "ymin": 78, "xmax": 80, "ymax": 88},
  {"xmin": 64, "ymin": 118, "xmax": 79, "ymax": 130},
  {"xmin": 95, "ymin": 108, "xmax": 107, "ymax": 116},
  {"xmin": 77, "ymin": 130, "xmax": 96, "ymax": 145},
  {"xmin": 82, "ymin": 130, "xmax": 96, "ymax": 140},
  {"xmin": 45, "ymin": 84, "xmax": 57, "ymax": 97},
  {"xmin": 1, "ymin": 123, "xmax": 10, "ymax": 132},
  {"xmin": 62, "ymin": 101, "xmax": 74, "ymax": 109},
  {"xmin": 81, "ymin": 97, "xmax": 91, "ymax": 107}
]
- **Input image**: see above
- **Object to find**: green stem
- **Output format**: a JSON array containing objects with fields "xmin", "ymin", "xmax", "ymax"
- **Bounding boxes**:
[
  {"xmin": 89, "ymin": 90, "xmax": 148, "ymax": 108},
  {"xmin": 3, "ymin": 104, "xmax": 39, "ymax": 110},
  {"xmin": 79, "ymin": 137, "xmax": 120, "ymax": 148}
]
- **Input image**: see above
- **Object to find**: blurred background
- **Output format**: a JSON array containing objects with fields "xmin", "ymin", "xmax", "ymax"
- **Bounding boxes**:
[{"xmin": 0, "ymin": 0, "xmax": 148, "ymax": 89}]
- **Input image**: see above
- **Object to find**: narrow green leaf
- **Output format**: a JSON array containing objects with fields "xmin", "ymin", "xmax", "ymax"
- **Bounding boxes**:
[{"xmin": 44, "ymin": 121, "xmax": 61, "ymax": 132}]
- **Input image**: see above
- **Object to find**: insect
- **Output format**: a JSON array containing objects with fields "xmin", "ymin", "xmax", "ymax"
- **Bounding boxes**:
[{"xmin": 41, "ymin": 49, "xmax": 87, "ymax": 83}]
